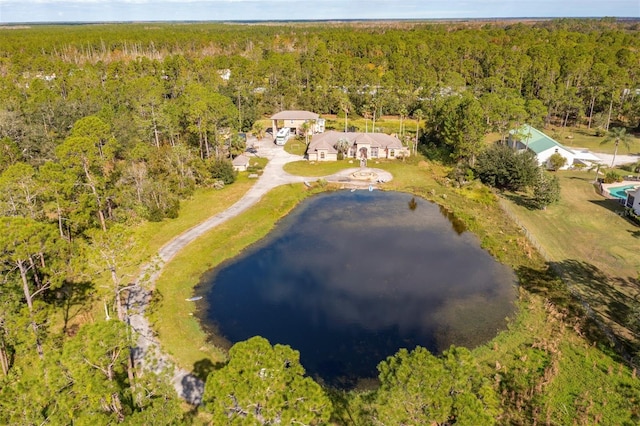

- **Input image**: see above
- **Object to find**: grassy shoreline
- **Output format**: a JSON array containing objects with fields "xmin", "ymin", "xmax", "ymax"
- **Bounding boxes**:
[
  {"xmin": 151, "ymin": 156, "xmax": 544, "ymax": 369},
  {"xmin": 150, "ymin": 183, "xmax": 325, "ymax": 369},
  {"xmin": 150, "ymin": 156, "xmax": 640, "ymax": 422}
]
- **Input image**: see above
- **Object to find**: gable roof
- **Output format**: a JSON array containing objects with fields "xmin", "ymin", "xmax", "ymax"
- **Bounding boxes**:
[
  {"xmin": 353, "ymin": 133, "xmax": 379, "ymax": 147},
  {"xmin": 232, "ymin": 154, "xmax": 250, "ymax": 166},
  {"xmin": 312, "ymin": 138, "xmax": 338, "ymax": 153},
  {"xmin": 511, "ymin": 125, "xmax": 573, "ymax": 155},
  {"xmin": 270, "ymin": 110, "xmax": 319, "ymax": 120}
]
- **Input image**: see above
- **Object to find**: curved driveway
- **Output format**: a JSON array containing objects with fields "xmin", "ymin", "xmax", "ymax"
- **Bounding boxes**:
[{"xmin": 126, "ymin": 140, "xmax": 392, "ymax": 404}]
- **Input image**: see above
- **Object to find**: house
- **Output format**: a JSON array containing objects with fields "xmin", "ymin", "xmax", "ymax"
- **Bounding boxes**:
[
  {"xmin": 508, "ymin": 125, "xmax": 577, "ymax": 170},
  {"xmin": 626, "ymin": 186, "xmax": 640, "ymax": 215},
  {"xmin": 270, "ymin": 110, "xmax": 324, "ymax": 136},
  {"xmin": 307, "ymin": 131, "xmax": 407, "ymax": 162},
  {"xmin": 232, "ymin": 154, "xmax": 250, "ymax": 172}
]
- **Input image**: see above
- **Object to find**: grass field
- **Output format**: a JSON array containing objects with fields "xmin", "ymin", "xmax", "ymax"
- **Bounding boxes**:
[
  {"xmin": 501, "ymin": 170, "xmax": 640, "ymax": 348},
  {"xmin": 483, "ymin": 124, "xmax": 640, "ymax": 155},
  {"xmin": 550, "ymin": 126, "xmax": 640, "ymax": 155},
  {"xmin": 283, "ymin": 137, "xmax": 307, "ymax": 156},
  {"xmin": 283, "ymin": 159, "xmax": 355, "ymax": 176}
]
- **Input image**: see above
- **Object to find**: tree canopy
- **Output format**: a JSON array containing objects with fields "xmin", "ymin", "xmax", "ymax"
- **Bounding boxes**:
[{"xmin": 202, "ymin": 336, "xmax": 332, "ymax": 425}]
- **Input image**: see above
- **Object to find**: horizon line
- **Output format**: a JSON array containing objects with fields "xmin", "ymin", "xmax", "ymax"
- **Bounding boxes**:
[{"xmin": 2, "ymin": 16, "xmax": 639, "ymax": 25}]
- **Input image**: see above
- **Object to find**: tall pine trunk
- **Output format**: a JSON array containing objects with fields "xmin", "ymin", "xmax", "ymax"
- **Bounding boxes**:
[{"xmin": 18, "ymin": 259, "xmax": 44, "ymax": 359}]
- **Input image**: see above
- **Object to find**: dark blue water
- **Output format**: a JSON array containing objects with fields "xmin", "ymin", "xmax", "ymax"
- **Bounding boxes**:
[{"xmin": 197, "ymin": 190, "xmax": 516, "ymax": 389}]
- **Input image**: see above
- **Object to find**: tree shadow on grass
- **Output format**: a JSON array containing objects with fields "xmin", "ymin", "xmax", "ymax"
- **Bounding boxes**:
[
  {"xmin": 588, "ymin": 198, "xmax": 627, "ymax": 215},
  {"xmin": 192, "ymin": 358, "xmax": 226, "ymax": 382},
  {"xmin": 503, "ymin": 192, "xmax": 536, "ymax": 210},
  {"xmin": 629, "ymin": 229, "xmax": 640, "ymax": 238},
  {"xmin": 518, "ymin": 259, "xmax": 639, "ymax": 362},
  {"xmin": 48, "ymin": 280, "xmax": 95, "ymax": 336}
]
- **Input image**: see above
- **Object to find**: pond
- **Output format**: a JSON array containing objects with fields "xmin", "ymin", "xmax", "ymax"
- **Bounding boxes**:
[{"xmin": 196, "ymin": 190, "xmax": 517, "ymax": 389}]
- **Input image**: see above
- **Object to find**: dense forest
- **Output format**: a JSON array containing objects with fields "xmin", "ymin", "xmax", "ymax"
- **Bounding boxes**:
[{"xmin": 1, "ymin": 19, "xmax": 639, "ymax": 424}]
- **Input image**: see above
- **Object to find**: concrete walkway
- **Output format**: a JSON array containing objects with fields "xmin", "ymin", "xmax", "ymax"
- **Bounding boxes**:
[{"xmin": 125, "ymin": 139, "xmax": 393, "ymax": 404}]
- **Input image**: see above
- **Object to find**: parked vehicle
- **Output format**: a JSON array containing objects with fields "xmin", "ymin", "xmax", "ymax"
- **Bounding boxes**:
[{"xmin": 275, "ymin": 127, "xmax": 291, "ymax": 145}]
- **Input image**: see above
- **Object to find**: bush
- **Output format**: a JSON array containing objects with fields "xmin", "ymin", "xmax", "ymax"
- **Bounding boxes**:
[
  {"xmin": 548, "ymin": 152, "xmax": 567, "ymax": 171},
  {"xmin": 144, "ymin": 195, "xmax": 180, "ymax": 222},
  {"xmin": 475, "ymin": 144, "xmax": 538, "ymax": 191},
  {"xmin": 531, "ymin": 171, "xmax": 561, "ymax": 210},
  {"xmin": 447, "ymin": 161, "xmax": 474, "ymax": 185},
  {"xmin": 620, "ymin": 162, "xmax": 640, "ymax": 173},
  {"xmin": 625, "ymin": 208, "xmax": 640, "ymax": 226},
  {"xmin": 604, "ymin": 171, "xmax": 623, "ymax": 184},
  {"xmin": 209, "ymin": 159, "xmax": 237, "ymax": 184}
]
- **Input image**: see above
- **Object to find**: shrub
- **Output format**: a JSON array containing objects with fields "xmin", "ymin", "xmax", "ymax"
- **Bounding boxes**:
[
  {"xmin": 625, "ymin": 208, "xmax": 640, "ymax": 226},
  {"xmin": 604, "ymin": 171, "xmax": 623, "ymax": 184},
  {"xmin": 475, "ymin": 144, "xmax": 538, "ymax": 191},
  {"xmin": 145, "ymin": 196, "xmax": 180, "ymax": 221},
  {"xmin": 548, "ymin": 152, "xmax": 567, "ymax": 171},
  {"xmin": 531, "ymin": 170, "xmax": 561, "ymax": 210},
  {"xmin": 209, "ymin": 159, "xmax": 237, "ymax": 184},
  {"xmin": 447, "ymin": 161, "xmax": 474, "ymax": 185}
]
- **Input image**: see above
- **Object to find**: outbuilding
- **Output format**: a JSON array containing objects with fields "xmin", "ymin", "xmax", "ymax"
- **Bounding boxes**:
[
  {"xmin": 270, "ymin": 110, "xmax": 324, "ymax": 136},
  {"xmin": 509, "ymin": 125, "xmax": 576, "ymax": 170},
  {"xmin": 232, "ymin": 154, "xmax": 250, "ymax": 172}
]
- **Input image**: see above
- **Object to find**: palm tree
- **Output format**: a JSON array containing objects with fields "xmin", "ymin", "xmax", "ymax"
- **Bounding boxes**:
[
  {"xmin": 600, "ymin": 127, "xmax": 632, "ymax": 167},
  {"xmin": 300, "ymin": 121, "xmax": 311, "ymax": 145},
  {"xmin": 413, "ymin": 109, "xmax": 423, "ymax": 155},
  {"xmin": 588, "ymin": 162, "xmax": 606, "ymax": 182},
  {"xmin": 335, "ymin": 137, "xmax": 351, "ymax": 158},
  {"xmin": 340, "ymin": 98, "xmax": 351, "ymax": 133},
  {"xmin": 399, "ymin": 106, "xmax": 408, "ymax": 139}
]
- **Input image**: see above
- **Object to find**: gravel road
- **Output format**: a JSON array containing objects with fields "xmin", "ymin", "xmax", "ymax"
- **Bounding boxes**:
[{"xmin": 124, "ymin": 138, "xmax": 393, "ymax": 404}]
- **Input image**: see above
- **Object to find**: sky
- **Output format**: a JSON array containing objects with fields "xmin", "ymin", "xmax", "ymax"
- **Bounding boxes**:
[{"xmin": 0, "ymin": 0, "xmax": 638, "ymax": 24}]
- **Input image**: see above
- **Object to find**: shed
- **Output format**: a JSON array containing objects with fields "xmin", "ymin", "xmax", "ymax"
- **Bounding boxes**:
[{"xmin": 232, "ymin": 154, "xmax": 250, "ymax": 172}]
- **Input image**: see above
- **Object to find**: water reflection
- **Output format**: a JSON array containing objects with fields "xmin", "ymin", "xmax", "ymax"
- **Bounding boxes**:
[
  {"xmin": 408, "ymin": 196, "xmax": 418, "ymax": 211},
  {"xmin": 197, "ymin": 191, "xmax": 516, "ymax": 389}
]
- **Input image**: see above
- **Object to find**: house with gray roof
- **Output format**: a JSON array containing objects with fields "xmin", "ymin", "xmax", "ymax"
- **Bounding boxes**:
[
  {"xmin": 509, "ymin": 125, "xmax": 600, "ymax": 170},
  {"xmin": 307, "ymin": 131, "xmax": 406, "ymax": 162}
]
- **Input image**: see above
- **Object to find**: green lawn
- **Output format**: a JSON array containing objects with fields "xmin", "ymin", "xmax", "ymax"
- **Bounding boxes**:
[
  {"xmin": 501, "ymin": 170, "xmax": 640, "ymax": 346},
  {"xmin": 483, "ymin": 125, "xmax": 640, "ymax": 156},
  {"xmin": 283, "ymin": 159, "xmax": 355, "ymax": 176},
  {"xmin": 319, "ymin": 115, "xmax": 419, "ymax": 144},
  {"xmin": 132, "ymin": 178, "xmax": 255, "ymax": 263},
  {"xmin": 543, "ymin": 126, "xmax": 640, "ymax": 155},
  {"xmin": 284, "ymin": 137, "xmax": 307, "ymax": 156}
]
